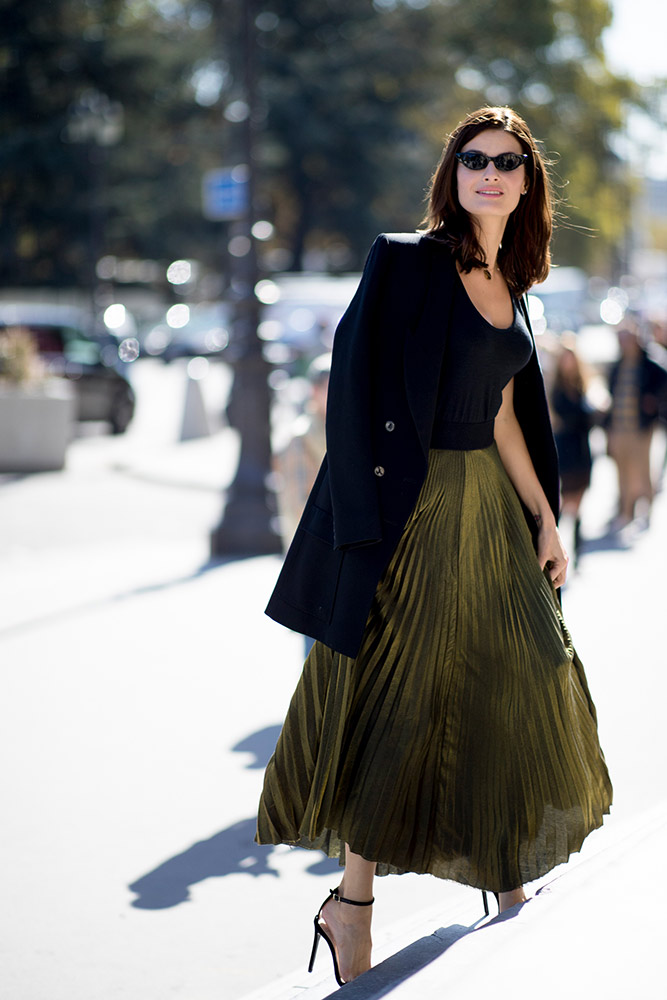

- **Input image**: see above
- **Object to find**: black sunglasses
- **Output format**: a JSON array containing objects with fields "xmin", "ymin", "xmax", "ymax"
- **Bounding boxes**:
[{"xmin": 456, "ymin": 151, "xmax": 528, "ymax": 172}]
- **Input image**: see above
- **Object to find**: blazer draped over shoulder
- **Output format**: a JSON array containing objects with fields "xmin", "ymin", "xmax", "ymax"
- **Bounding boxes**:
[{"xmin": 266, "ymin": 233, "xmax": 560, "ymax": 658}]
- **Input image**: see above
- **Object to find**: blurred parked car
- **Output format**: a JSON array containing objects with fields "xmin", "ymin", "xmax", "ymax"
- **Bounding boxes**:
[
  {"xmin": 0, "ymin": 303, "xmax": 136, "ymax": 433},
  {"xmin": 530, "ymin": 267, "xmax": 592, "ymax": 333},
  {"xmin": 142, "ymin": 302, "xmax": 230, "ymax": 362},
  {"xmin": 255, "ymin": 273, "xmax": 361, "ymax": 374}
]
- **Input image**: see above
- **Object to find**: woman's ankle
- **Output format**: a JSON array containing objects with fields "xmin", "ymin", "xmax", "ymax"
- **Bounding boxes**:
[
  {"xmin": 498, "ymin": 887, "xmax": 527, "ymax": 913},
  {"xmin": 337, "ymin": 884, "xmax": 374, "ymax": 905}
]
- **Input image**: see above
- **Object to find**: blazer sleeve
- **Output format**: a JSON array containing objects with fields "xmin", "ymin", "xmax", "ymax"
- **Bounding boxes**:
[{"xmin": 325, "ymin": 234, "xmax": 391, "ymax": 550}]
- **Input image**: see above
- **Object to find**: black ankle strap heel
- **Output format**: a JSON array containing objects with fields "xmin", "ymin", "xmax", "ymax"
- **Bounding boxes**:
[
  {"xmin": 331, "ymin": 887, "xmax": 375, "ymax": 906},
  {"xmin": 481, "ymin": 889, "xmax": 499, "ymax": 916},
  {"xmin": 308, "ymin": 886, "xmax": 374, "ymax": 986}
]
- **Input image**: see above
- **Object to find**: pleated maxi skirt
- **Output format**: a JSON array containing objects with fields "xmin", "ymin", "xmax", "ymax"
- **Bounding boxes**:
[{"xmin": 256, "ymin": 444, "xmax": 612, "ymax": 892}]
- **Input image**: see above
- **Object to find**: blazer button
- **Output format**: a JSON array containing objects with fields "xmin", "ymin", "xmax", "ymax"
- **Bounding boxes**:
[
  {"xmin": 374, "ymin": 466, "xmax": 385, "ymax": 477},
  {"xmin": 385, "ymin": 420, "xmax": 395, "ymax": 432}
]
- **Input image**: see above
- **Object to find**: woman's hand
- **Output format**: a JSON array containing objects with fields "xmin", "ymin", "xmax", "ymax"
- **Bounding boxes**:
[
  {"xmin": 536, "ymin": 516, "xmax": 569, "ymax": 588},
  {"xmin": 493, "ymin": 380, "xmax": 569, "ymax": 589}
]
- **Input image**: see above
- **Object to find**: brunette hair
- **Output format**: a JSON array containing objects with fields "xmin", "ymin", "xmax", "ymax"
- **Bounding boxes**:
[{"xmin": 422, "ymin": 106, "xmax": 555, "ymax": 295}]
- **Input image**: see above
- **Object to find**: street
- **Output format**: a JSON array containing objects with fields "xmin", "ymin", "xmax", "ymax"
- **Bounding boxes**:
[{"xmin": 0, "ymin": 358, "xmax": 665, "ymax": 1000}]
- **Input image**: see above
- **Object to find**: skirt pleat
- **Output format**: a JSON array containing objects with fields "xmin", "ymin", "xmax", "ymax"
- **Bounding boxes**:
[{"xmin": 256, "ymin": 444, "xmax": 612, "ymax": 892}]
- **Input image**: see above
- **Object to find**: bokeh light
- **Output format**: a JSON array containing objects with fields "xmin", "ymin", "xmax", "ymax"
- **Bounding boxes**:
[
  {"xmin": 166, "ymin": 304, "xmax": 190, "ymax": 328},
  {"xmin": 600, "ymin": 299, "xmax": 625, "ymax": 325},
  {"xmin": 187, "ymin": 356, "xmax": 210, "ymax": 380},
  {"xmin": 600, "ymin": 287, "xmax": 629, "ymax": 324},
  {"xmin": 526, "ymin": 294, "xmax": 547, "ymax": 335},
  {"xmin": 255, "ymin": 279, "xmax": 281, "ymax": 304},
  {"xmin": 252, "ymin": 220, "xmax": 274, "ymax": 240},
  {"xmin": 103, "ymin": 303, "xmax": 127, "ymax": 329},
  {"xmin": 258, "ymin": 319, "xmax": 283, "ymax": 341},
  {"xmin": 228, "ymin": 236, "xmax": 251, "ymax": 258},
  {"xmin": 118, "ymin": 337, "xmax": 140, "ymax": 362},
  {"xmin": 166, "ymin": 259, "xmax": 193, "ymax": 285}
]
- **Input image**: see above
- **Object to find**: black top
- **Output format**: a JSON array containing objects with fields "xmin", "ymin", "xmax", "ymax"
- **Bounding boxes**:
[{"xmin": 432, "ymin": 278, "xmax": 533, "ymax": 449}]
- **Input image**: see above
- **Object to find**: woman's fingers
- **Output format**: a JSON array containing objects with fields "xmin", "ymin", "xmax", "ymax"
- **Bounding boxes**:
[
  {"xmin": 539, "ymin": 526, "xmax": 569, "ymax": 585},
  {"xmin": 545, "ymin": 554, "xmax": 568, "ymax": 586}
]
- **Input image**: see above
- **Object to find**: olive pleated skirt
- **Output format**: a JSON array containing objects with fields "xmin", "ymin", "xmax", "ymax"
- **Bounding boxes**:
[{"xmin": 256, "ymin": 445, "xmax": 612, "ymax": 892}]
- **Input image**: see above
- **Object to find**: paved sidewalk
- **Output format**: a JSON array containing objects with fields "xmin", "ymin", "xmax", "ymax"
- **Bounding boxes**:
[
  {"xmin": 236, "ymin": 438, "xmax": 667, "ymax": 1000},
  {"xmin": 242, "ymin": 801, "xmax": 667, "ymax": 1000},
  {"xmin": 1, "ymin": 366, "xmax": 665, "ymax": 1000}
]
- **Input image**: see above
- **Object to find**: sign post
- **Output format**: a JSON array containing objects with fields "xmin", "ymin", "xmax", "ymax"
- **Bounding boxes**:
[{"xmin": 201, "ymin": 166, "xmax": 249, "ymax": 221}]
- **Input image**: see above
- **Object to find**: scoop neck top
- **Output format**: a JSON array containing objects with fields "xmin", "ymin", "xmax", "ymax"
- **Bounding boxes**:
[{"xmin": 431, "ymin": 278, "xmax": 533, "ymax": 450}]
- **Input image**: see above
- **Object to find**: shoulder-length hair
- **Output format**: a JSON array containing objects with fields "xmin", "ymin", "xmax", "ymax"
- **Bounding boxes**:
[{"xmin": 421, "ymin": 106, "xmax": 555, "ymax": 296}]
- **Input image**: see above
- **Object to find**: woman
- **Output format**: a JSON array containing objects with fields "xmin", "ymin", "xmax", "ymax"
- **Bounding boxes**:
[
  {"xmin": 550, "ymin": 341, "xmax": 594, "ymax": 565},
  {"xmin": 257, "ymin": 107, "xmax": 612, "ymax": 986}
]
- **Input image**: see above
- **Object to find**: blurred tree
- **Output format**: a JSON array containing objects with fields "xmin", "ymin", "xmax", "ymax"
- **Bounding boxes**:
[
  {"xmin": 0, "ymin": 0, "xmax": 221, "ymax": 288},
  {"xmin": 248, "ymin": 0, "xmax": 639, "ymax": 273},
  {"xmin": 417, "ymin": 0, "xmax": 639, "ymax": 272},
  {"xmin": 251, "ymin": 0, "xmax": 438, "ymax": 269},
  {"xmin": 0, "ymin": 0, "xmax": 643, "ymax": 288}
]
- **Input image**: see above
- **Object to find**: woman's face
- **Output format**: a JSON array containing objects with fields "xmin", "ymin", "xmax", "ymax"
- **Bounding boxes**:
[{"xmin": 455, "ymin": 128, "xmax": 528, "ymax": 225}]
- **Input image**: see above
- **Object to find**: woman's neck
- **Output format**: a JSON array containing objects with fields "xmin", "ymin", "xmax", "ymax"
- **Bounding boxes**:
[{"xmin": 474, "ymin": 217, "xmax": 507, "ymax": 271}]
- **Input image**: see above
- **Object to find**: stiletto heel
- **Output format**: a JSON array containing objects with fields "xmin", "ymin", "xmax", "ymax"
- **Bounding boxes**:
[
  {"xmin": 308, "ymin": 886, "xmax": 374, "ymax": 986},
  {"xmin": 481, "ymin": 889, "xmax": 499, "ymax": 916}
]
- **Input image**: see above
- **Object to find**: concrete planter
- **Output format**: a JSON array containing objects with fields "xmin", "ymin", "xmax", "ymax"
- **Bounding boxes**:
[{"xmin": 0, "ymin": 379, "xmax": 76, "ymax": 472}]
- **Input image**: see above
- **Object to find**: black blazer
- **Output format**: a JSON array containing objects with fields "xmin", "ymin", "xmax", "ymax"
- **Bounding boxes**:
[{"xmin": 266, "ymin": 233, "xmax": 560, "ymax": 658}]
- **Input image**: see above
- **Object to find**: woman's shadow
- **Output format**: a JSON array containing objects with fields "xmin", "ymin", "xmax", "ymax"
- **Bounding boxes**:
[{"xmin": 128, "ymin": 725, "xmax": 339, "ymax": 910}]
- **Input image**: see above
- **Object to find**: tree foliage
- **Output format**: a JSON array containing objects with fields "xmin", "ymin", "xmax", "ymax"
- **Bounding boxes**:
[
  {"xmin": 0, "ymin": 0, "xmax": 220, "ymax": 286},
  {"xmin": 250, "ymin": 0, "xmax": 638, "ymax": 271},
  {"xmin": 0, "ymin": 0, "xmax": 642, "ymax": 289}
]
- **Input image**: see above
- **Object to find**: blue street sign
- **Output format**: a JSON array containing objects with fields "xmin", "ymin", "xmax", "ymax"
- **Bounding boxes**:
[{"xmin": 201, "ymin": 167, "xmax": 249, "ymax": 220}]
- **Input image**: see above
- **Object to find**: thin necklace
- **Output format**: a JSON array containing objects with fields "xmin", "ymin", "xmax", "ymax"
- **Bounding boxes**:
[{"xmin": 483, "ymin": 250, "xmax": 501, "ymax": 280}]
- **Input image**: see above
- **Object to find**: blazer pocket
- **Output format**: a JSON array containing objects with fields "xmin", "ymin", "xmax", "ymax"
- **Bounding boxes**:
[
  {"xmin": 275, "ymin": 525, "xmax": 344, "ymax": 623},
  {"xmin": 301, "ymin": 501, "xmax": 335, "ymax": 544}
]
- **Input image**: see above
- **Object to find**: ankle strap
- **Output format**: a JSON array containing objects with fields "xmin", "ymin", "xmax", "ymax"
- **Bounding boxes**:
[{"xmin": 331, "ymin": 887, "xmax": 374, "ymax": 906}]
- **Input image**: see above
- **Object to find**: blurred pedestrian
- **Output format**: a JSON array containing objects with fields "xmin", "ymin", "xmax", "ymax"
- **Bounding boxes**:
[
  {"xmin": 274, "ymin": 355, "xmax": 331, "ymax": 546},
  {"xmin": 646, "ymin": 322, "xmax": 667, "ymax": 488},
  {"xmin": 606, "ymin": 323, "xmax": 667, "ymax": 528},
  {"xmin": 257, "ymin": 107, "xmax": 612, "ymax": 986},
  {"xmin": 274, "ymin": 354, "xmax": 331, "ymax": 655},
  {"xmin": 549, "ymin": 339, "xmax": 594, "ymax": 565}
]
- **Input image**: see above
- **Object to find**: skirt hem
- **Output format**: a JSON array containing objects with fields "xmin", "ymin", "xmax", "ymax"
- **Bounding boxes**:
[{"xmin": 256, "ymin": 800, "xmax": 612, "ymax": 894}]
